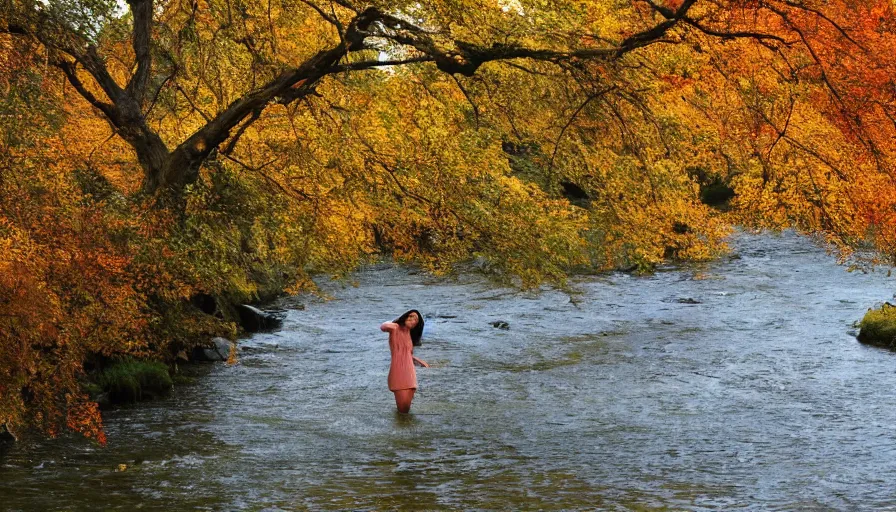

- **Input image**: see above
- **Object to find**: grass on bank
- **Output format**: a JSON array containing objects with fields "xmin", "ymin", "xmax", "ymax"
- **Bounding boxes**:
[{"xmin": 91, "ymin": 360, "xmax": 173, "ymax": 404}]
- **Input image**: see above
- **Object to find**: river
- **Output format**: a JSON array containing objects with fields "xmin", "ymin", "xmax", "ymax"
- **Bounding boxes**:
[{"xmin": 2, "ymin": 231, "xmax": 896, "ymax": 510}]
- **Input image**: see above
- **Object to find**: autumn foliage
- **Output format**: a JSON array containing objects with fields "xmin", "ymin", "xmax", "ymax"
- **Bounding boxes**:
[{"xmin": 3, "ymin": 0, "xmax": 896, "ymax": 440}]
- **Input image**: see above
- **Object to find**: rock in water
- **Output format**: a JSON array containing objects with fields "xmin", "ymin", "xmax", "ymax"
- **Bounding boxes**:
[
  {"xmin": 192, "ymin": 337, "xmax": 231, "ymax": 362},
  {"xmin": 237, "ymin": 305, "xmax": 286, "ymax": 332}
]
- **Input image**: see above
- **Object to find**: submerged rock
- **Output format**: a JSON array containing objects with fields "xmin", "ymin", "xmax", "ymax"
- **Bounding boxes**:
[{"xmin": 491, "ymin": 320, "xmax": 510, "ymax": 330}]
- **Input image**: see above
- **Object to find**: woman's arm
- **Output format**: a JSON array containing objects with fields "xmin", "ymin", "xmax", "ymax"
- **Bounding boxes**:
[
  {"xmin": 411, "ymin": 346, "xmax": 429, "ymax": 367},
  {"xmin": 380, "ymin": 322, "xmax": 399, "ymax": 332}
]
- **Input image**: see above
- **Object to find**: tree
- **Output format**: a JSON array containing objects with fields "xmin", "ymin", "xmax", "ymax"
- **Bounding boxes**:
[
  {"xmin": 3, "ymin": 0, "xmax": 896, "ymax": 439},
  {"xmin": 0, "ymin": 0, "xmax": 696, "ymax": 200},
  {"xmin": 4, "ymin": 0, "xmax": 893, "ymax": 258}
]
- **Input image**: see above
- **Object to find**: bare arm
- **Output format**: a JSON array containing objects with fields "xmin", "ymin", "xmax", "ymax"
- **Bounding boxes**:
[
  {"xmin": 380, "ymin": 322, "xmax": 398, "ymax": 332},
  {"xmin": 411, "ymin": 345, "xmax": 429, "ymax": 367}
]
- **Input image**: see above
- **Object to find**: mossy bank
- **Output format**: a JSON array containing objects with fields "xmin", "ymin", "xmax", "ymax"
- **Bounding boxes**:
[
  {"xmin": 87, "ymin": 360, "xmax": 174, "ymax": 407},
  {"xmin": 857, "ymin": 303, "xmax": 896, "ymax": 350}
]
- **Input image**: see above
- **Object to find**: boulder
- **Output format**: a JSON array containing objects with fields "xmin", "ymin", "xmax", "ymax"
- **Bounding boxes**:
[
  {"xmin": 237, "ymin": 304, "xmax": 286, "ymax": 332},
  {"xmin": 491, "ymin": 320, "xmax": 510, "ymax": 330},
  {"xmin": 191, "ymin": 337, "xmax": 231, "ymax": 362}
]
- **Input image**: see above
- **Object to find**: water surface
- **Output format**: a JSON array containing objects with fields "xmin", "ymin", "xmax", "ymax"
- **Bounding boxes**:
[{"xmin": 3, "ymin": 231, "xmax": 896, "ymax": 510}]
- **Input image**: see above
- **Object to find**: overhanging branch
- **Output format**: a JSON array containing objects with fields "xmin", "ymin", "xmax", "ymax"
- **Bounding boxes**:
[{"xmin": 55, "ymin": 59, "xmax": 121, "ymax": 124}]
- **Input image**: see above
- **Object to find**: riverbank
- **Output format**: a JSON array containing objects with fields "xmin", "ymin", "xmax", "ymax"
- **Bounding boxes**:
[{"xmin": 81, "ymin": 304, "xmax": 285, "ymax": 410}]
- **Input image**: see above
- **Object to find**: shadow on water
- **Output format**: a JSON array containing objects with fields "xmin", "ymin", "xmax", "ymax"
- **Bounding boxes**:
[{"xmin": 4, "ymin": 231, "xmax": 896, "ymax": 510}]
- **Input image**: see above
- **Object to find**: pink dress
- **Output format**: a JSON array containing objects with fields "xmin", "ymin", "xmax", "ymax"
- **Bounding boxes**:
[{"xmin": 380, "ymin": 322, "xmax": 417, "ymax": 391}]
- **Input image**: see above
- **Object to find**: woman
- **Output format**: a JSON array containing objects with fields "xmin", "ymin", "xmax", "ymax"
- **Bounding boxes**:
[{"xmin": 380, "ymin": 310, "xmax": 428, "ymax": 413}]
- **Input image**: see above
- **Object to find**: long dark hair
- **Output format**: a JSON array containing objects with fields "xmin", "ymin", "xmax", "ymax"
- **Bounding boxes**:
[{"xmin": 395, "ymin": 309, "xmax": 424, "ymax": 347}]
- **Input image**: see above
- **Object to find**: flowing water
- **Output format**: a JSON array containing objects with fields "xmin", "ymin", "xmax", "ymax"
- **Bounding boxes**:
[{"xmin": 3, "ymin": 231, "xmax": 896, "ymax": 511}]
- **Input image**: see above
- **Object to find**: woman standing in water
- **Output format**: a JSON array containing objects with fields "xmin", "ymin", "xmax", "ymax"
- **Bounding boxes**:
[{"xmin": 380, "ymin": 310, "xmax": 428, "ymax": 413}]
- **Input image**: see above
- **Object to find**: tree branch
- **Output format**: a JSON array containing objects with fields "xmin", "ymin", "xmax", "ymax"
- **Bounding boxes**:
[
  {"xmin": 55, "ymin": 59, "xmax": 121, "ymax": 124},
  {"xmin": 326, "ymin": 56, "xmax": 434, "ymax": 73},
  {"xmin": 78, "ymin": 44, "xmax": 128, "ymax": 104},
  {"xmin": 175, "ymin": 83, "xmax": 213, "ymax": 123},
  {"xmin": 766, "ymin": 95, "xmax": 794, "ymax": 161},
  {"xmin": 220, "ymin": 153, "xmax": 310, "ymax": 200},
  {"xmin": 4, "ymin": 10, "xmax": 126, "ymax": 105},
  {"xmin": 125, "ymin": 0, "xmax": 153, "ymax": 103},
  {"xmin": 299, "ymin": 0, "xmax": 343, "ymax": 32},
  {"xmin": 342, "ymin": 2, "xmax": 699, "ymax": 78},
  {"xmin": 680, "ymin": 17, "xmax": 792, "ymax": 45},
  {"xmin": 548, "ymin": 86, "xmax": 617, "ymax": 176},
  {"xmin": 616, "ymin": 0, "xmax": 699, "ymax": 57},
  {"xmin": 222, "ymin": 108, "xmax": 262, "ymax": 155},
  {"xmin": 143, "ymin": 68, "xmax": 176, "ymax": 118},
  {"xmin": 450, "ymin": 75, "xmax": 480, "ymax": 128},
  {"xmin": 159, "ymin": 42, "xmax": 349, "ymax": 190},
  {"xmin": 778, "ymin": 0, "xmax": 868, "ymax": 52}
]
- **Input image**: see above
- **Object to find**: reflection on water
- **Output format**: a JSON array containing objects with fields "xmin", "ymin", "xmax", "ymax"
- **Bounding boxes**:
[{"xmin": 3, "ymin": 231, "xmax": 896, "ymax": 510}]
